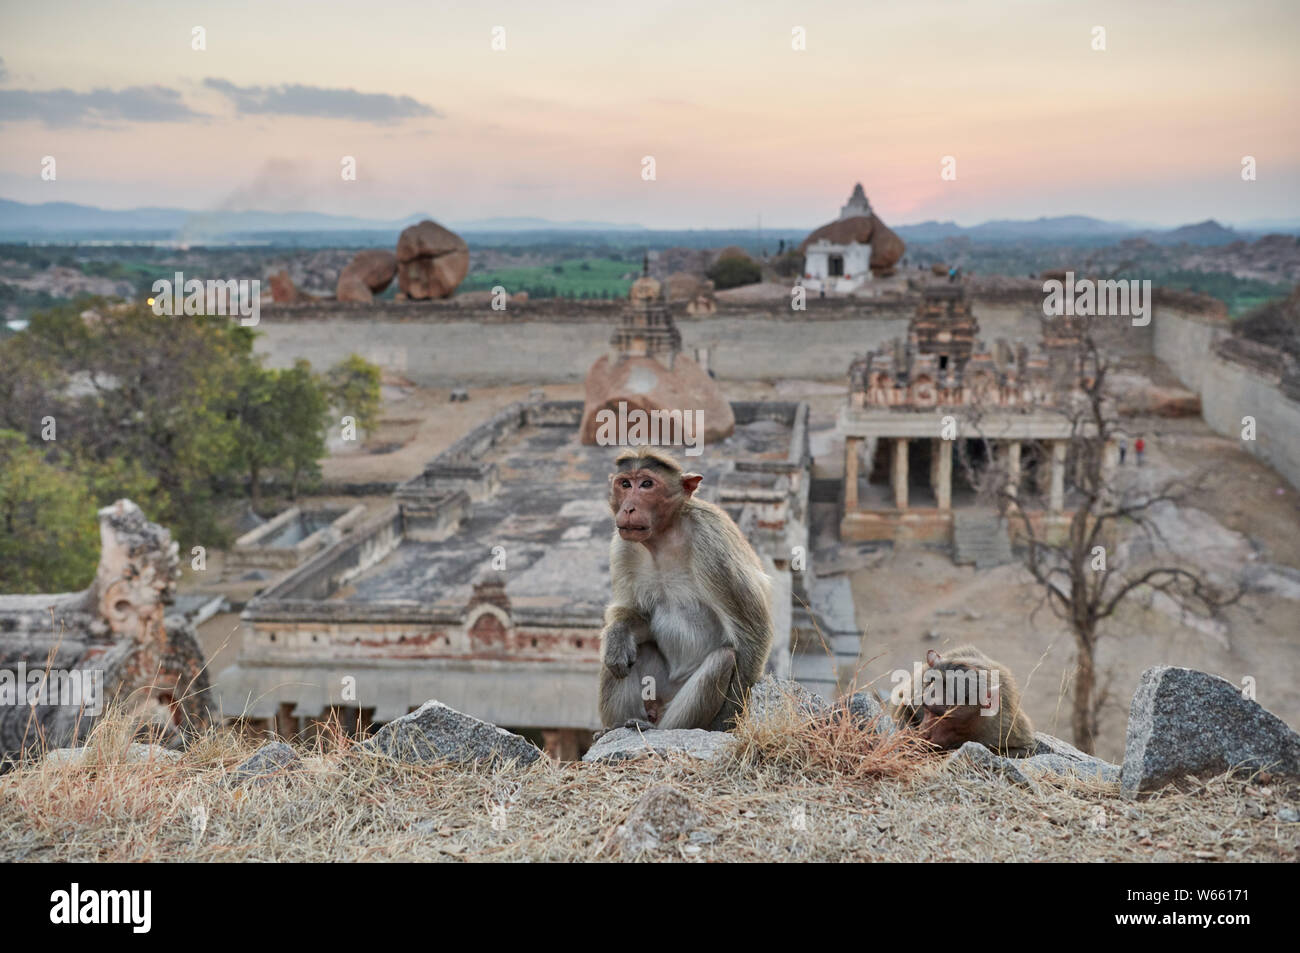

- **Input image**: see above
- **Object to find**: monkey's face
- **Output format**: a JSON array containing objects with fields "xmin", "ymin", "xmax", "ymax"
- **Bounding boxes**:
[
  {"xmin": 609, "ymin": 467, "xmax": 680, "ymax": 542},
  {"xmin": 920, "ymin": 701, "xmax": 979, "ymax": 748}
]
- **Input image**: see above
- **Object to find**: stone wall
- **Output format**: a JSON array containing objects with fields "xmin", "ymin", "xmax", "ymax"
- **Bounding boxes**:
[
  {"xmin": 1151, "ymin": 299, "xmax": 1300, "ymax": 490},
  {"xmin": 253, "ymin": 293, "xmax": 1072, "ymax": 386}
]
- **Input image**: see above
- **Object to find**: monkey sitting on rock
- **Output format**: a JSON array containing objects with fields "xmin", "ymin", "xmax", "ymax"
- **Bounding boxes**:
[
  {"xmin": 597, "ymin": 447, "xmax": 773, "ymax": 734},
  {"xmin": 894, "ymin": 645, "xmax": 1035, "ymax": 756}
]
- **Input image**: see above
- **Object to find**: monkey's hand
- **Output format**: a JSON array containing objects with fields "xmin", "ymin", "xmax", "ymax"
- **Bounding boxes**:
[{"xmin": 601, "ymin": 621, "xmax": 638, "ymax": 679}]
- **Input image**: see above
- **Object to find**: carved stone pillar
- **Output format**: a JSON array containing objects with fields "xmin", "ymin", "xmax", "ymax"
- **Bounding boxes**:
[
  {"xmin": 1006, "ymin": 440, "xmax": 1022, "ymax": 501},
  {"xmin": 1049, "ymin": 440, "xmax": 1067, "ymax": 513},
  {"xmin": 844, "ymin": 437, "xmax": 861, "ymax": 512},
  {"xmin": 893, "ymin": 438, "xmax": 909, "ymax": 511},
  {"xmin": 936, "ymin": 439, "xmax": 952, "ymax": 511}
]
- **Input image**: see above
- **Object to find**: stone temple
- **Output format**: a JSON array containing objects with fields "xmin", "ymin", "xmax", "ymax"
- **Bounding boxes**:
[
  {"xmin": 213, "ymin": 280, "xmax": 851, "ymax": 759},
  {"xmin": 838, "ymin": 280, "xmax": 1109, "ymax": 552},
  {"xmin": 799, "ymin": 183, "xmax": 907, "ymax": 295},
  {"xmin": 580, "ymin": 258, "xmax": 734, "ymax": 446}
]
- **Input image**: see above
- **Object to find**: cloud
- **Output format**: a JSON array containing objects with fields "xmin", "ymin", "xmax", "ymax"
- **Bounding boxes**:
[
  {"xmin": 0, "ymin": 84, "xmax": 202, "ymax": 125},
  {"xmin": 204, "ymin": 78, "xmax": 440, "ymax": 123},
  {"xmin": 0, "ymin": 57, "xmax": 7, "ymax": 83}
]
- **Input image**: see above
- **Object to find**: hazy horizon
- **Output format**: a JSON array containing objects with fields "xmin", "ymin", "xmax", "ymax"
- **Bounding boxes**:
[{"xmin": 1, "ymin": 0, "xmax": 1297, "ymax": 229}]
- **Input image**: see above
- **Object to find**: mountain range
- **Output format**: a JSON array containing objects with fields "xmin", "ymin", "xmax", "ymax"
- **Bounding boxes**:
[{"xmin": 1, "ymin": 199, "xmax": 1296, "ymax": 244}]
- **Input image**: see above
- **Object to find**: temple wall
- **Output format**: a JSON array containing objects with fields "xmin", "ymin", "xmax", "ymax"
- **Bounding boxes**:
[
  {"xmin": 252, "ymin": 291, "xmax": 1149, "ymax": 386},
  {"xmin": 254, "ymin": 311, "xmax": 922, "ymax": 384},
  {"xmin": 253, "ymin": 296, "xmax": 1072, "ymax": 385},
  {"xmin": 1152, "ymin": 303, "xmax": 1226, "ymax": 395},
  {"xmin": 1197, "ymin": 351, "xmax": 1300, "ymax": 490},
  {"xmin": 1150, "ymin": 299, "xmax": 1300, "ymax": 490}
]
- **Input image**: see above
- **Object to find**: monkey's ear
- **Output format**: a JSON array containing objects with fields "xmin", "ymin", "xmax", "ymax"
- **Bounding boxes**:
[
  {"xmin": 681, "ymin": 473, "xmax": 703, "ymax": 497},
  {"xmin": 925, "ymin": 649, "xmax": 942, "ymax": 668}
]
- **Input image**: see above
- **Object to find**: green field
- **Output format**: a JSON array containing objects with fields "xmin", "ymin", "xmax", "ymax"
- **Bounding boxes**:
[
  {"xmin": 1106, "ymin": 269, "xmax": 1292, "ymax": 317},
  {"xmin": 459, "ymin": 257, "xmax": 635, "ymax": 299}
]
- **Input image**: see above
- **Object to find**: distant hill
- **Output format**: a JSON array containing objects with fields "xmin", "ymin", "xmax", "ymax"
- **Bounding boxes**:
[
  {"xmin": 452, "ymin": 216, "xmax": 647, "ymax": 232},
  {"xmin": 0, "ymin": 200, "xmax": 429, "ymax": 239},
  {"xmin": 0, "ymin": 199, "xmax": 1293, "ymax": 245},
  {"xmin": 1151, "ymin": 219, "xmax": 1243, "ymax": 246}
]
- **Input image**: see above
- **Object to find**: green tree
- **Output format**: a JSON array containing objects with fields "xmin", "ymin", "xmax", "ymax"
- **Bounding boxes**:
[
  {"xmin": 226, "ymin": 359, "xmax": 330, "ymax": 506},
  {"xmin": 0, "ymin": 430, "xmax": 99, "ymax": 593},
  {"xmin": 707, "ymin": 255, "xmax": 762, "ymax": 290},
  {"xmin": 5, "ymin": 298, "xmax": 251, "ymax": 549},
  {"xmin": 325, "ymin": 354, "xmax": 382, "ymax": 437},
  {"xmin": 274, "ymin": 360, "xmax": 330, "ymax": 498}
]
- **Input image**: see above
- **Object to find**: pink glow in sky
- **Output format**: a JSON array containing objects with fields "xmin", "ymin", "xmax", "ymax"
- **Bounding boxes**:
[{"xmin": 0, "ymin": 0, "xmax": 1297, "ymax": 227}]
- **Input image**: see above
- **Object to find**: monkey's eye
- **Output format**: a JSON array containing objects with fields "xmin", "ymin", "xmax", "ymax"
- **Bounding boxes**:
[
  {"xmin": 640, "ymin": 479, "xmax": 654, "ymax": 489},
  {"xmin": 620, "ymin": 479, "xmax": 631, "ymax": 488}
]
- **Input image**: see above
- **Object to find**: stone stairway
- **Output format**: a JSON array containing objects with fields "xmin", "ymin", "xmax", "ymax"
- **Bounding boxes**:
[
  {"xmin": 789, "ymin": 604, "xmax": 860, "ymax": 700},
  {"xmin": 952, "ymin": 508, "xmax": 1014, "ymax": 569},
  {"xmin": 791, "ymin": 651, "xmax": 839, "ymax": 701}
]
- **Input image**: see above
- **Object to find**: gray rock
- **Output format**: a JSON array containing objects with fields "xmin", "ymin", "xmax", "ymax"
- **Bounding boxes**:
[
  {"xmin": 947, "ymin": 738, "xmax": 1121, "ymax": 786},
  {"xmin": 45, "ymin": 743, "xmax": 181, "ymax": 767},
  {"xmin": 1021, "ymin": 753, "xmax": 1121, "ymax": 784},
  {"xmin": 1025, "ymin": 732, "xmax": 1122, "ymax": 782},
  {"xmin": 833, "ymin": 690, "xmax": 897, "ymax": 735},
  {"xmin": 946, "ymin": 741, "xmax": 1035, "ymax": 787},
  {"xmin": 1029, "ymin": 732, "xmax": 1094, "ymax": 759},
  {"xmin": 1277, "ymin": 807, "xmax": 1300, "ymax": 824},
  {"xmin": 361, "ymin": 700, "xmax": 542, "ymax": 768},
  {"xmin": 582, "ymin": 727, "xmax": 732, "ymax": 763},
  {"xmin": 602, "ymin": 784, "xmax": 706, "ymax": 856},
  {"xmin": 746, "ymin": 675, "xmax": 829, "ymax": 723},
  {"xmin": 1121, "ymin": 666, "xmax": 1300, "ymax": 796},
  {"xmin": 229, "ymin": 741, "xmax": 299, "ymax": 786}
]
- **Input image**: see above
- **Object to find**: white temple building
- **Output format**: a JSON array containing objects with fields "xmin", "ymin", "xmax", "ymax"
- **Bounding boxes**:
[{"xmin": 801, "ymin": 184, "xmax": 877, "ymax": 295}]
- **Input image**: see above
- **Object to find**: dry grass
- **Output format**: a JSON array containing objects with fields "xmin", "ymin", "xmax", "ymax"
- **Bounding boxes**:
[{"xmin": 1, "ymin": 704, "xmax": 1296, "ymax": 862}]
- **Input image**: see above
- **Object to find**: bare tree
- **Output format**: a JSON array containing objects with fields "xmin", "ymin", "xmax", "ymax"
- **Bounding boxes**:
[{"xmin": 959, "ymin": 329, "xmax": 1241, "ymax": 754}]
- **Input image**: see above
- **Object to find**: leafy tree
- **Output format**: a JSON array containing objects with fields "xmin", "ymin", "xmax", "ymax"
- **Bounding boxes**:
[
  {"xmin": 274, "ymin": 360, "xmax": 330, "ymax": 498},
  {"xmin": 0, "ymin": 430, "xmax": 99, "ymax": 593},
  {"xmin": 5, "ymin": 298, "xmax": 251, "ymax": 549},
  {"xmin": 225, "ymin": 359, "xmax": 329, "ymax": 506},
  {"xmin": 707, "ymin": 255, "xmax": 762, "ymax": 290},
  {"xmin": 325, "ymin": 354, "xmax": 382, "ymax": 437}
]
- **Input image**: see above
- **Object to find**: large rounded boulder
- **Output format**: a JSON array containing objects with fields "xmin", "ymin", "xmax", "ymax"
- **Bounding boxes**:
[
  {"xmin": 336, "ymin": 249, "xmax": 398, "ymax": 303},
  {"xmin": 395, "ymin": 220, "xmax": 469, "ymax": 299}
]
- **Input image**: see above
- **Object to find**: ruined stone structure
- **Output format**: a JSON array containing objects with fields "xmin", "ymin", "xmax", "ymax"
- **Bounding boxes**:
[
  {"xmin": 579, "ymin": 259, "xmax": 735, "ymax": 446},
  {"xmin": 219, "ymin": 396, "xmax": 815, "ymax": 757},
  {"xmin": 0, "ymin": 500, "xmax": 213, "ymax": 764},
  {"xmin": 839, "ymin": 282, "xmax": 1107, "ymax": 545},
  {"xmin": 226, "ymin": 503, "xmax": 367, "ymax": 573}
]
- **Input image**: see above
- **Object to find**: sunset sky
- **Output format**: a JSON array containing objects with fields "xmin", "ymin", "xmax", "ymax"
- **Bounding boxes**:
[{"xmin": 1, "ymin": 0, "xmax": 1297, "ymax": 228}]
